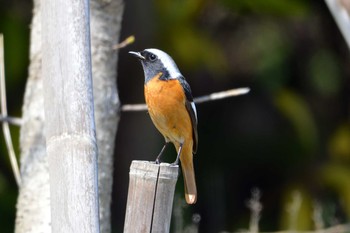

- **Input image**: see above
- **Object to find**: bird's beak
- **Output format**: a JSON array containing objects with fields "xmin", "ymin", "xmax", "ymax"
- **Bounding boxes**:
[{"xmin": 128, "ymin": 51, "xmax": 145, "ymax": 60}]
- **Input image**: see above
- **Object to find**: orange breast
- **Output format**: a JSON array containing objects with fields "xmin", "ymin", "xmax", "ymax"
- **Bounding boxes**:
[{"xmin": 144, "ymin": 74, "xmax": 193, "ymax": 146}]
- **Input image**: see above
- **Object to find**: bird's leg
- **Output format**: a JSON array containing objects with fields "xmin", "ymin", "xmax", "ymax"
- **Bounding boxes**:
[
  {"xmin": 155, "ymin": 141, "xmax": 170, "ymax": 164},
  {"xmin": 171, "ymin": 142, "xmax": 183, "ymax": 166}
]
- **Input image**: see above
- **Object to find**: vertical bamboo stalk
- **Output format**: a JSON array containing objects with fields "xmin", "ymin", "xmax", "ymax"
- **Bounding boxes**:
[
  {"xmin": 123, "ymin": 161, "xmax": 179, "ymax": 233},
  {"xmin": 42, "ymin": 0, "xmax": 100, "ymax": 232},
  {"xmin": 324, "ymin": 0, "xmax": 350, "ymax": 50}
]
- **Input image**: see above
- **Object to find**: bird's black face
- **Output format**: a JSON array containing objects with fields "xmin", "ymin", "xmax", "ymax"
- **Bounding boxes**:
[
  {"xmin": 140, "ymin": 50, "xmax": 158, "ymax": 62},
  {"xmin": 129, "ymin": 49, "xmax": 181, "ymax": 83},
  {"xmin": 134, "ymin": 50, "xmax": 169, "ymax": 83}
]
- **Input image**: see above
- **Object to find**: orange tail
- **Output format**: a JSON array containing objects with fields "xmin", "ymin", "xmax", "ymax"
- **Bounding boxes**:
[{"xmin": 178, "ymin": 143, "xmax": 197, "ymax": 204}]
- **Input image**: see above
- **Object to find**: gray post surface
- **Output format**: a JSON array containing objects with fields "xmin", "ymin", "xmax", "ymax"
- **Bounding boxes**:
[
  {"xmin": 124, "ymin": 161, "xmax": 179, "ymax": 233},
  {"xmin": 42, "ymin": 0, "xmax": 100, "ymax": 232}
]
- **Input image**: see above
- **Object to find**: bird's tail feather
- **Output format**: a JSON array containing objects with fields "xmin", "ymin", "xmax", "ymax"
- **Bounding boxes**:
[{"xmin": 178, "ymin": 144, "xmax": 197, "ymax": 204}]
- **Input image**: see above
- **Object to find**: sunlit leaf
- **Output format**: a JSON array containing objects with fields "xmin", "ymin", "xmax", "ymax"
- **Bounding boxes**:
[{"xmin": 328, "ymin": 124, "xmax": 350, "ymax": 162}]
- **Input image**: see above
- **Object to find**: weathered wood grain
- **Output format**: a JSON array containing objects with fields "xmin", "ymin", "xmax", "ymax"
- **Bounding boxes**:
[
  {"xmin": 42, "ymin": 0, "xmax": 100, "ymax": 232},
  {"xmin": 124, "ymin": 160, "xmax": 179, "ymax": 233}
]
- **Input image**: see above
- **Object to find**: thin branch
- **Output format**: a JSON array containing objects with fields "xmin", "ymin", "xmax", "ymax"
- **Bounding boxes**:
[
  {"xmin": 121, "ymin": 103, "xmax": 148, "ymax": 112},
  {"xmin": 194, "ymin": 87, "xmax": 250, "ymax": 104},
  {"xmin": 287, "ymin": 191, "xmax": 302, "ymax": 231},
  {"xmin": 0, "ymin": 34, "xmax": 21, "ymax": 186},
  {"xmin": 0, "ymin": 87, "xmax": 251, "ymax": 122},
  {"xmin": 121, "ymin": 87, "xmax": 250, "ymax": 112},
  {"xmin": 246, "ymin": 188, "xmax": 262, "ymax": 233},
  {"xmin": 112, "ymin": 35, "xmax": 135, "ymax": 50},
  {"xmin": 313, "ymin": 201, "xmax": 325, "ymax": 233},
  {"xmin": 0, "ymin": 115, "xmax": 22, "ymax": 126}
]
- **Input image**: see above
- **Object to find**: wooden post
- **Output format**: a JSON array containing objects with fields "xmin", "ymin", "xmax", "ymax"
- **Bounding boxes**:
[
  {"xmin": 124, "ymin": 160, "xmax": 179, "ymax": 233},
  {"xmin": 42, "ymin": 0, "xmax": 100, "ymax": 232}
]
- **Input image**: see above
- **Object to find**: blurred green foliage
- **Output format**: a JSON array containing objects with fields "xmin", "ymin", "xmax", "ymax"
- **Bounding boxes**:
[
  {"xmin": 321, "ymin": 164, "xmax": 350, "ymax": 217},
  {"xmin": 275, "ymin": 89, "xmax": 318, "ymax": 154},
  {"xmin": 309, "ymin": 49, "xmax": 342, "ymax": 96},
  {"xmin": 280, "ymin": 189, "xmax": 313, "ymax": 230},
  {"xmin": 329, "ymin": 124, "xmax": 350, "ymax": 162},
  {"xmin": 1, "ymin": 0, "xmax": 350, "ymax": 232},
  {"xmin": 154, "ymin": 0, "xmax": 228, "ymax": 72},
  {"xmin": 252, "ymin": 23, "xmax": 292, "ymax": 91},
  {"xmin": 221, "ymin": 0, "xmax": 309, "ymax": 16}
]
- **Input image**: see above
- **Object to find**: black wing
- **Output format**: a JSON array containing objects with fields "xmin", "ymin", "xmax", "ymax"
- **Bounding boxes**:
[{"xmin": 179, "ymin": 76, "xmax": 198, "ymax": 154}]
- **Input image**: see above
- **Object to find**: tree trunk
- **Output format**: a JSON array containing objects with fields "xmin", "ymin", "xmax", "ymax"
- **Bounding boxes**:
[
  {"xmin": 15, "ymin": 0, "xmax": 123, "ymax": 232},
  {"xmin": 90, "ymin": 1, "xmax": 124, "ymax": 232}
]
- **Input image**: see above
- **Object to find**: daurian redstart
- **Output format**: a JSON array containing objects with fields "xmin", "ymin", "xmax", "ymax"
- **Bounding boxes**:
[{"xmin": 129, "ymin": 48, "xmax": 198, "ymax": 204}]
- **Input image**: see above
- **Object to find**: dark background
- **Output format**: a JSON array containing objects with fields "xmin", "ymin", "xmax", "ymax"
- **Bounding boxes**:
[{"xmin": 1, "ymin": 0, "xmax": 350, "ymax": 232}]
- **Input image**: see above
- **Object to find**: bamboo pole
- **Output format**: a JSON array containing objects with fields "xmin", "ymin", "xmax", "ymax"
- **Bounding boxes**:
[
  {"xmin": 324, "ymin": 0, "xmax": 350, "ymax": 50},
  {"xmin": 124, "ymin": 160, "xmax": 179, "ymax": 233},
  {"xmin": 42, "ymin": 0, "xmax": 100, "ymax": 232}
]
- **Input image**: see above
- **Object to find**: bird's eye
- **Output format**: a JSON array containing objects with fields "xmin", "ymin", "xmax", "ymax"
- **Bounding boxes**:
[{"xmin": 148, "ymin": 54, "xmax": 157, "ymax": 61}]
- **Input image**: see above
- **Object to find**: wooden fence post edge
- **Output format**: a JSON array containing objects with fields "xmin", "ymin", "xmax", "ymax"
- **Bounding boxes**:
[{"xmin": 123, "ymin": 160, "xmax": 179, "ymax": 233}]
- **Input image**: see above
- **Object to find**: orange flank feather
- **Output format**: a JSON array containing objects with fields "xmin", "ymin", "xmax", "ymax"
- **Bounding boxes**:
[{"xmin": 144, "ymin": 73, "xmax": 197, "ymax": 204}]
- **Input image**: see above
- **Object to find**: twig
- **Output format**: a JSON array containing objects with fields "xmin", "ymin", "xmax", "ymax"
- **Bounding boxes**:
[
  {"xmin": 287, "ymin": 191, "xmax": 302, "ymax": 231},
  {"xmin": 183, "ymin": 214, "xmax": 201, "ymax": 233},
  {"xmin": 173, "ymin": 195, "xmax": 186, "ymax": 233},
  {"xmin": 246, "ymin": 188, "xmax": 263, "ymax": 233},
  {"xmin": 121, "ymin": 87, "xmax": 250, "ymax": 112},
  {"xmin": 313, "ymin": 201, "xmax": 325, "ymax": 233},
  {"xmin": 121, "ymin": 103, "xmax": 148, "ymax": 112},
  {"xmin": 0, "ymin": 115, "xmax": 22, "ymax": 126},
  {"xmin": 194, "ymin": 87, "xmax": 250, "ymax": 104},
  {"xmin": 0, "ymin": 34, "xmax": 21, "ymax": 186},
  {"xmin": 112, "ymin": 35, "xmax": 135, "ymax": 50}
]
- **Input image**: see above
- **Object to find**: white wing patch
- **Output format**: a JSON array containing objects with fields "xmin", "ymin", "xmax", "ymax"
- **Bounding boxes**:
[
  {"xmin": 145, "ymin": 48, "xmax": 182, "ymax": 79},
  {"xmin": 191, "ymin": 101, "xmax": 198, "ymax": 123}
]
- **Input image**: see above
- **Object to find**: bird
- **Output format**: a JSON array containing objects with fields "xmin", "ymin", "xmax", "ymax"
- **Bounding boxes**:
[{"xmin": 129, "ymin": 48, "xmax": 198, "ymax": 204}]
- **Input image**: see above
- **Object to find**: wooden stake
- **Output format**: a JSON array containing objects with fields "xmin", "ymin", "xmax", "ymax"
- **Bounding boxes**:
[{"xmin": 124, "ymin": 160, "xmax": 179, "ymax": 233}]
